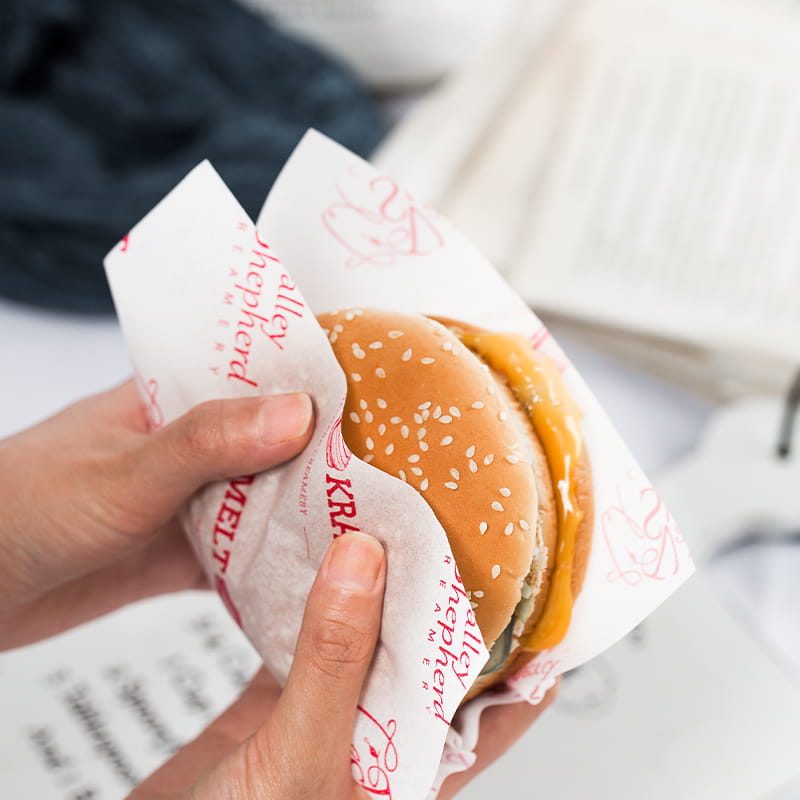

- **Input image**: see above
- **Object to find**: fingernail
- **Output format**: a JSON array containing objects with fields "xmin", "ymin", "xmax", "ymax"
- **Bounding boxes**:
[
  {"xmin": 260, "ymin": 393, "xmax": 313, "ymax": 443},
  {"xmin": 324, "ymin": 532, "xmax": 384, "ymax": 592}
]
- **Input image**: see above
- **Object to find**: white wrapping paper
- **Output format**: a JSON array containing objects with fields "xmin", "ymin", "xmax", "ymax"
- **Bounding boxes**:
[{"xmin": 104, "ymin": 130, "xmax": 694, "ymax": 799}]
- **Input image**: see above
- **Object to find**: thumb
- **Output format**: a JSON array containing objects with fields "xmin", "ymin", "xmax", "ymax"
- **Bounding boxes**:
[
  {"xmin": 134, "ymin": 392, "xmax": 313, "ymax": 511},
  {"xmin": 159, "ymin": 534, "xmax": 385, "ymax": 800},
  {"xmin": 268, "ymin": 533, "xmax": 386, "ymax": 787}
]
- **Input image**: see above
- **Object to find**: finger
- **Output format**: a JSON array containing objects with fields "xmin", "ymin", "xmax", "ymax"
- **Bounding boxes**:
[
  {"xmin": 132, "ymin": 392, "xmax": 313, "ymax": 516},
  {"xmin": 438, "ymin": 680, "xmax": 560, "ymax": 800},
  {"xmin": 127, "ymin": 669, "xmax": 281, "ymax": 800},
  {"xmin": 270, "ymin": 532, "xmax": 386, "ymax": 765}
]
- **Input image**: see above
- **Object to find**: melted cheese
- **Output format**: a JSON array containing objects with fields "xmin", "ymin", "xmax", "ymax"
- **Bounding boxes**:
[{"xmin": 458, "ymin": 330, "xmax": 583, "ymax": 651}]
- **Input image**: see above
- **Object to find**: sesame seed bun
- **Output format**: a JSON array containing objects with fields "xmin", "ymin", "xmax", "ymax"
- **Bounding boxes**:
[{"xmin": 317, "ymin": 308, "xmax": 592, "ymax": 696}]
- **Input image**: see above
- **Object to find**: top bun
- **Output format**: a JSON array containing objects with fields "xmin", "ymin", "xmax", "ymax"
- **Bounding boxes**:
[{"xmin": 317, "ymin": 308, "xmax": 549, "ymax": 649}]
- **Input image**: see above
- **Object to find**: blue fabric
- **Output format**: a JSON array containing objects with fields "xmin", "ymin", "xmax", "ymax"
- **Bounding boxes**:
[{"xmin": 0, "ymin": 0, "xmax": 386, "ymax": 313}]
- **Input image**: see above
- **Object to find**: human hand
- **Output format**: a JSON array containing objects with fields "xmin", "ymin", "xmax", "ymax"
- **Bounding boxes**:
[
  {"xmin": 0, "ymin": 379, "xmax": 313, "ymax": 649},
  {"xmin": 128, "ymin": 531, "xmax": 387, "ymax": 800},
  {"xmin": 129, "ymin": 529, "xmax": 555, "ymax": 800}
]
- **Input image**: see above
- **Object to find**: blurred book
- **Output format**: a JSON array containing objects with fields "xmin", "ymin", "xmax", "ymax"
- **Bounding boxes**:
[{"xmin": 374, "ymin": 0, "xmax": 800, "ymax": 400}]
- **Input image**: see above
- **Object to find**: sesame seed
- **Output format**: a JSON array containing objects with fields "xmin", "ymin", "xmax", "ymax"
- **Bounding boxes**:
[
  {"xmin": 345, "ymin": 311, "xmax": 355, "ymax": 321},
  {"xmin": 440, "ymin": 436, "xmax": 453, "ymax": 446},
  {"xmin": 439, "ymin": 415, "xmax": 453, "ymax": 424},
  {"xmin": 334, "ymin": 324, "xmax": 343, "ymax": 332},
  {"xmin": 408, "ymin": 454, "xmax": 421, "ymax": 463},
  {"xmin": 499, "ymin": 487, "xmax": 511, "ymax": 497},
  {"xmin": 390, "ymin": 416, "xmax": 402, "ymax": 424},
  {"xmin": 349, "ymin": 412, "xmax": 360, "ymax": 423},
  {"xmin": 421, "ymin": 409, "xmax": 430, "ymax": 421},
  {"xmin": 351, "ymin": 373, "xmax": 362, "ymax": 382},
  {"xmin": 413, "ymin": 413, "xmax": 424, "ymax": 425},
  {"xmin": 363, "ymin": 453, "xmax": 374, "ymax": 463},
  {"xmin": 388, "ymin": 330, "xmax": 404, "ymax": 338},
  {"xmin": 471, "ymin": 401, "xmax": 485, "ymax": 409},
  {"xmin": 498, "ymin": 411, "xmax": 508, "ymax": 422},
  {"xmin": 329, "ymin": 331, "xmax": 338, "ymax": 343},
  {"xmin": 484, "ymin": 454, "xmax": 495, "ymax": 465},
  {"xmin": 398, "ymin": 469, "xmax": 407, "ymax": 482},
  {"xmin": 469, "ymin": 459, "xmax": 478, "ymax": 473},
  {"xmin": 364, "ymin": 411, "xmax": 374, "ymax": 423},
  {"xmin": 366, "ymin": 437, "xmax": 374, "ymax": 451},
  {"xmin": 506, "ymin": 454, "xmax": 520, "ymax": 464},
  {"xmin": 385, "ymin": 443, "xmax": 395, "ymax": 455},
  {"xmin": 479, "ymin": 522, "xmax": 488, "ymax": 535},
  {"xmin": 421, "ymin": 357, "xmax": 436, "ymax": 365},
  {"xmin": 352, "ymin": 344, "xmax": 366, "ymax": 359},
  {"xmin": 465, "ymin": 445, "xmax": 476, "ymax": 458},
  {"xmin": 420, "ymin": 478, "xmax": 429, "ymax": 491},
  {"xmin": 369, "ymin": 341, "xmax": 383, "ymax": 349},
  {"xmin": 492, "ymin": 501, "xmax": 504, "ymax": 512},
  {"xmin": 442, "ymin": 342, "xmax": 453, "ymax": 351},
  {"xmin": 375, "ymin": 368, "xmax": 386, "ymax": 379},
  {"xmin": 487, "ymin": 385, "xmax": 496, "ymax": 394},
  {"xmin": 504, "ymin": 523, "xmax": 514, "ymax": 535},
  {"xmin": 378, "ymin": 424, "xmax": 386, "ymax": 436},
  {"xmin": 433, "ymin": 406, "xmax": 442, "ymax": 419},
  {"xmin": 401, "ymin": 425, "xmax": 410, "ymax": 438},
  {"xmin": 411, "ymin": 466, "xmax": 423, "ymax": 476},
  {"xmin": 402, "ymin": 349, "xmax": 413, "ymax": 361},
  {"xmin": 474, "ymin": 590, "xmax": 485, "ymax": 598},
  {"xmin": 417, "ymin": 428, "xmax": 427, "ymax": 439},
  {"xmin": 360, "ymin": 400, "xmax": 368, "ymax": 410},
  {"xmin": 471, "ymin": 601, "xmax": 479, "ymax": 610},
  {"xmin": 445, "ymin": 481, "xmax": 458, "ymax": 490},
  {"xmin": 450, "ymin": 468, "xmax": 460, "ymax": 480},
  {"xmin": 418, "ymin": 401, "xmax": 432, "ymax": 410},
  {"xmin": 419, "ymin": 441, "xmax": 429, "ymax": 451},
  {"xmin": 491, "ymin": 564, "xmax": 501, "ymax": 579},
  {"xmin": 519, "ymin": 520, "xmax": 531, "ymax": 531},
  {"xmin": 377, "ymin": 398, "xmax": 387, "ymax": 409},
  {"xmin": 450, "ymin": 406, "xmax": 461, "ymax": 418}
]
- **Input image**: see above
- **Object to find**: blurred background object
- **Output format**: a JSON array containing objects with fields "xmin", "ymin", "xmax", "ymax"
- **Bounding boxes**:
[
  {"xmin": 238, "ymin": 0, "xmax": 518, "ymax": 90},
  {"xmin": 0, "ymin": 0, "xmax": 384, "ymax": 313},
  {"xmin": 375, "ymin": 0, "xmax": 800, "ymax": 401}
]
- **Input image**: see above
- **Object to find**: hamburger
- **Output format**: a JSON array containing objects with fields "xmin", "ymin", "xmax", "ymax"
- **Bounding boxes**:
[{"xmin": 317, "ymin": 308, "xmax": 592, "ymax": 699}]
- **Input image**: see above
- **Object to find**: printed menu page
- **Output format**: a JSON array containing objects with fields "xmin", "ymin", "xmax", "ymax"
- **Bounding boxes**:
[{"xmin": 0, "ymin": 593, "xmax": 259, "ymax": 800}]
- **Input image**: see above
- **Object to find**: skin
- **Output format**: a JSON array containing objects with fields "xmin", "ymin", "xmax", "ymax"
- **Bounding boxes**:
[{"xmin": 0, "ymin": 379, "xmax": 557, "ymax": 799}]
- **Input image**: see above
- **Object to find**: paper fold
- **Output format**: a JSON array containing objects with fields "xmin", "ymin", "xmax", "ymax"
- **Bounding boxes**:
[{"xmin": 104, "ymin": 131, "xmax": 693, "ymax": 800}]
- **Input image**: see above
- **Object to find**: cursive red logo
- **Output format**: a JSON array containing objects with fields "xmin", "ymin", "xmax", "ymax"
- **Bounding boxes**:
[
  {"xmin": 509, "ymin": 655, "xmax": 561, "ymax": 702},
  {"xmin": 422, "ymin": 558, "xmax": 483, "ymax": 725},
  {"xmin": 135, "ymin": 374, "xmax": 164, "ymax": 430},
  {"xmin": 322, "ymin": 167, "xmax": 445, "ymax": 270},
  {"xmin": 325, "ymin": 416, "xmax": 352, "ymax": 472},
  {"xmin": 119, "ymin": 232, "xmax": 131, "ymax": 252},
  {"xmin": 221, "ymin": 227, "xmax": 306, "ymax": 389},
  {"xmin": 602, "ymin": 471, "xmax": 686, "ymax": 586},
  {"xmin": 351, "ymin": 706, "xmax": 398, "ymax": 798},
  {"xmin": 529, "ymin": 324, "xmax": 569, "ymax": 374}
]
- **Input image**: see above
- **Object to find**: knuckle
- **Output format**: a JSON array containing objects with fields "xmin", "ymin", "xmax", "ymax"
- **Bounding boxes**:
[
  {"xmin": 180, "ymin": 400, "xmax": 228, "ymax": 460},
  {"xmin": 241, "ymin": 728, "xmax": 318, "ymax": 799},
  {"xmin": 309, "ymin": 611, "xmax": 374, "ymax": 678}
]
